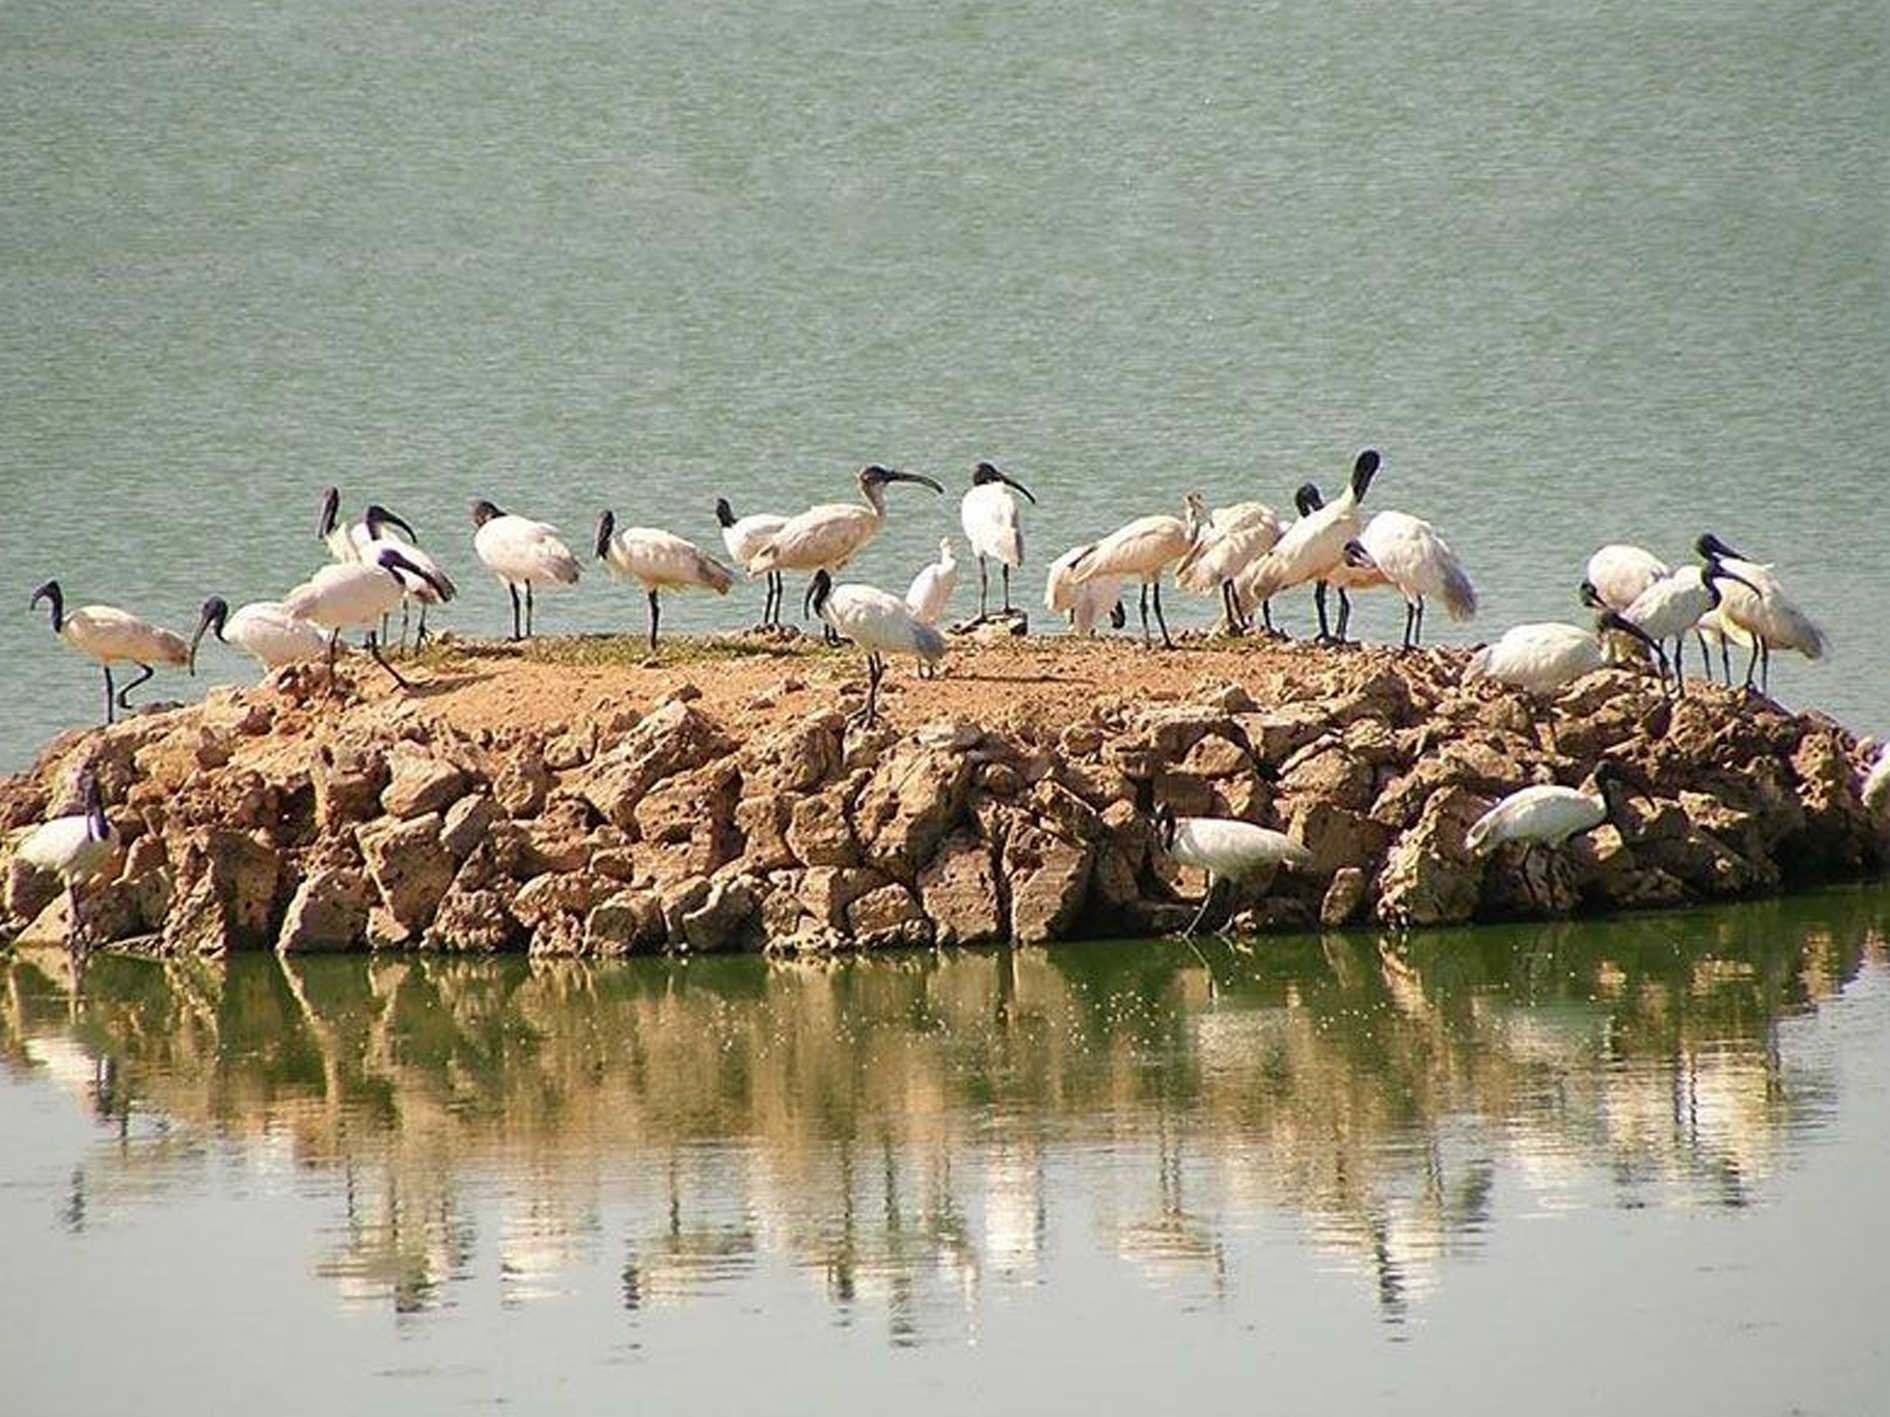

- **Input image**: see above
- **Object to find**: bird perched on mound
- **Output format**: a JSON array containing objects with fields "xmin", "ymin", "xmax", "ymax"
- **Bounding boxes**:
[
  {"xmin": 959, "ymin": 461, "xmax": 1036, "ymax": 620},
  {"xmin": 1465, "ymin": 770, "xmax": 1617, "ymax": 857},
  {"xmin": 16, "ymin": 769, "xmax": 116, "ymax": 947},
  {"xmin": 1153, "ymin": 803, "xmax": 1314, "ymax": 937},
  {"xmin": 470, "ymin": 499, "xmax": 581, "ymax": 640},
  {"xmin": 31, "ymin": 580, "xmax": 191, "ymax": 726},
  {"xmin": 808, "ymin": 569, "xmax": 946, "ymax": 724},
  {"xmin": 594, "ymin": 510, "xmax": 735, "ymax": 650}
]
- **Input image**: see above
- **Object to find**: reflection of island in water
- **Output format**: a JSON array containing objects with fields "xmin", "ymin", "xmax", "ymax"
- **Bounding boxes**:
[{"xmin": 4, "ymin": 886, "xmax": 1883, "ymax": 1338}]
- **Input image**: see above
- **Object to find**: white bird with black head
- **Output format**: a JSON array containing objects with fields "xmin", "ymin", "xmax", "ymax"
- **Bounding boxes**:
[
  {"xmin": 283, "ymin": 545, "xmax": 453, "ymax": 690},
  {"xmin": 594, "ymin": 510, "xmax": 736, "ymax": 650},
  {"xmin": 1695, "ymin": 532, "xmax": 1829, "ymax": 695},
  {"xmin": 31, "ymin": 580, "xmax": 191, "ymax": 726},
  {"xmin": 188, "ymin": 597, "xmax": 330, "ymax": 676},
  {"xmin": 470, "ymin": 499, "xmax": 582, "ymax": 640},
  {"xmin": 959, "ymin": 461, "xmax": 1037, "ymax": 620},
  {"xmin": 1465, "ymin": 767, "xmax": 1620, "ymax": 858},
  {"xmin": 16, "ymin": 768, "xmax": 117, "ymax": 948},
  {"xmin": 1153, "ymin": 803, "xmax": 1314, "ymax": 937},
  {"xmin": 807, "ymin": 569, "xmax": 946, "ymax": 724},
  {"xmin": 714, "ymin": 496, "xmax": 789, "ymax": 628}
]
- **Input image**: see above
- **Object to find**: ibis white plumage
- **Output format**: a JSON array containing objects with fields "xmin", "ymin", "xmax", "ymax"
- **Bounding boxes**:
[
  {"xmin": 1067, "ymin": 496, "xmax": 1204, "ymax": 648},
  {"xmin": 1351, "ymin": 509, "xmax": 1477, "ymax": 648},
  {"xmin": 905, "ymin": 537, "xmax": 958, "ymax": 627},
  {"xmin": 15, "ymin": 769, "xmax": 117, "ymax": 947},
  {"xmin": 1584, "ymin": 544, "xmax": 1670, "ymax": 612},
  {"xmin": 1153, "ymin": 803, "xmax": 1314, "ymax": 936},
  {"xmin": 1464, "ymin": 613, "xmax": 1660, "ymax": 694},
  {"xmin": 1696, "ymin": 533, "xmax": 1829, "ymax": 694},
  {"xmin": 959, "ymin": 461, "xmax": 1036, "ymax": 619},
  {"xmin": 470, "ymin": 499, "xmax": 582, "ymax": 640},
  {"xmin": 714, "ymin": 496, "xmax": 789, "ymax": 627},
  {"xmin": 1589, "ymin": 557, "xmax": 1758, "ymax": 694},
  {"xmin": 188, "ymin": 597, "xmax": 330, "ymax": 675},
  {"xmin": 808, "ymin": 568, "xmax": 946, "ymax": 724},
  {"xmin": 31, "ymin": 580, "xmax": 191, "ymax": 726},
  {"xmin": 593, "ymin": 510, "xmax": 736, "ymax": 649},
  {"xmin": 1465, "ymin": 779, "xmax": 1610, "ymax": 856},
  {"xmin": 350, "ymin": 503, "xmax": 457, "ymax": 649},
  {"xmin": 283, "ymin": 546, "xmax": 452, "ymax": 689},
  {"xmin": 1045, "ymin": 545, "xmax": 1126, "ymax": 637},
  {"xmin": 1241, "ymin": 450, "xmax": 1381, "ymax": 642},
  {"xmin": 1175, "ymin": 496, "xmax": 1283, "ymax": 634}
]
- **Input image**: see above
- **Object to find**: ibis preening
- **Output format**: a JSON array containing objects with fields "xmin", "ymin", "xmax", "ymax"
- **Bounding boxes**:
[
  {"xmin": 1585, "ymin": 558, "xmax": 1758, "ymax": 695},
  {"xmin": 15, "ymin": 769, "xmax": 116, "ymax": 947},
  {"xmin": 349, "ymin": 503, "xmax": 456, "ymax": 649},
  {"xmin": 959, "ymin": 461, "xmax": 1036, "ymax": 619},
  {"xmin": 1465, "ymin": 776, "xmax": 1612, "ymax": 857},
  {"xmin": 1246, "ymin": 450, "xmax": 1380, "ymax": 642},
  {"xmin": 1696, "ymin": 533, "xmax": 1829, "ymax": 694},
  {"xmin": 807, "ymin": 568, "xmax": 946, "ymax": 724},
  {"xmin": 283, "ymin": 546, "xmax": 452, "ymax": 689},
  {"xmin": 1583, "ymin": 544, "xmax": 1670, "ymax": 612},
  {"xmin": 31, "ymin": 580, "xmax": 191, "ymax": 725},
  {"xmin": 594, "ymin": 510, "xmax": 735, "ymax": 650},
  {"xmin": 1045, "ymin": 545, "xmax": 1127, "ymax": 636},
  {"xmin": 1153, "ymin": 803, "xmax": 1314, "ymax": 937},
  {"xmin": 188, "ymin": 598, "xmax": 329, "ymax": 675},
  {"xmin": 749, "ymin": 465, "xmax": 945, "ymax": 636},
  {"xmin": 1175, "ymin": 497, "xmax": 1284, "ymax": 634},
  {"xmin": 714, "ymin": 497, "xmax": 788, "ymax": 628},
  {"xmin": 1464, "ymin": 613, "xmax": 1661, "ymax": 694},
  {"xmin": 470, "ymin": 499, "xmax": 582, "ymax": 640},
  {"xmin": 1067, "ymin": 497, "xmax": 1204, "ymax": 648},
  {"xmin": 316, "ymin": 486, "xmax": 410, "ymax": 565}
]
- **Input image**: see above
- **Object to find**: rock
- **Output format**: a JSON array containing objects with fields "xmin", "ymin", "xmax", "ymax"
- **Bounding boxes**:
[
  {"xmin": 786, "ymin": 789, "xmax": 859, "ymax": 867},
  {"xmin": 919, "ymin": 832, "xmax": 1004, "ymax": 946},
  {"xmin": 855, "ymin": 745, "xmax": 975, "ymax": 876},
  {"xmin": 1181, "ymin": 734, "xmax": 1252, "ymax": 779},
  {"xmin": 845, "ymin": 882, "xmax": 930, "ymax": 948},
  {"xmin": 1235, "ymin": 703, "xmax": 1334, "ymax": 766},
  {"xmin": 313, "ymin": 746, "xmax": 389, "ymax": 832},
  {"xmin": 585, "ymin": 889, "xmax": 667, "ymax": 954},
  {"xmin": 381, "ymin": 752, "xmax": 469, "ymax": 819},
  {"xmin": 357, "ymin": 813, "xmax": 455, "ymax": 938},
  {"xmin": 1279, "ymin": 741, "xmax": 1374, "ymax": 813},
  {"xmin": 439, "ymin": 793, "xmax": 496, "ymax": 860},
  {"xmin": 635, "ymin": 762, "xmax": 741, "ymax": 849},
  {"xmin": 1003, "ymin": 818, "xmax": 1091, "ymax": 945},
  {"xmin": 521, "ymin": 796, "xmax": 597, "ymax": 875},
  {"xmin": 795, "ymin": 866, "xmax": 888, "ymax": 930},
  {"xmin": 511, "ymin": 870, "xmax": 616, "ymax": 928},
  {"xmin": 1374, "ymin": 787, "xmax": 1488, "ymax": 928},
  {"xmin": 575, "ymin": 702, "xmax": 734, "ymax": 831},
  {"xmin": 734, "ymin": 793, "xmax": 796, "ymax": 871},
  {"xmin": 491, "ymin": 745, "xmax": 551, "ymax": 818},
  {"xmin": 745, "ymin": 713, "xmax": 845, "ymax": 795},
  {"xmin": 1320, "ymin": 866, "xmax": 1368, "ymax": 926},
  {"xmin": 277, "ymin": 867, "xmax": 370, "ymax": 952},
  {"xmin": 1285, "ymin": 800, "xmax": 1390, "ymax": 879},
  {"xmin": 681, "ymin": 875, "xmax": 759, "ymax": 951},
  {"xmin": 430, "ymin": 882, "xmax": 521, "ymax": 951},
  {"xmin": 163, "ymin": 828, "xmax": 282, "ymax": 953}
]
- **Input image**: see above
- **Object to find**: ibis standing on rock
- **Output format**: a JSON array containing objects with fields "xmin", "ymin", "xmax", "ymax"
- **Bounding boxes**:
[
  {"xmin": 1347, "ymin": 510, "xmax": 1477, "ymax": 649},
  {"xmin": 31, "ymin": 580, "xmax": 191, "ymax": 725},
  {"xmin": 1153, "ymin": 803, "xmax": 1314, "ymax": 937},
  {"xmin": 594, "ymin": 510, "xmax": 735, "ymax": 651},
  {"xmin": 1067, "ymin": 496, "xmax": 1205, "ymax": 649},
  {"xmin": 750, "ymin": 465, "xmax": 944, "ymax": 638},
  {"xmin": 188, "ymin": 597, "xmax": 330, "ymax": 675},
  {"xmin": 1175, "ymin": 496, "xmax": 1283, "ymax": 635},
  {"xmin": 959, "ymin": 461, "xmax": 1036, "ymax": 619},
  {"xmin": 714, "ymin": 497, "xmax": 789, "ymax": 628},
  {"xmin": 1695, "ymin": 533, "xmax": 1829, "ymax": 694},
  {"xmin": 1586, "ymin": 557, "xmax": 1759, "ymax": 695},
  {"xmin": 1464, "ymin": 613, "xmax": 1663, "ymax": 694},
  {"xmin": 470, "ymin": 499, "xmax": 582, "ymax": 640},
  {"xmin": 1256, "ymin": 449, "xmax": 1380, "ymax": 643},
  {"xmin": 348, "ymin": 503, "xmax": 456, "ymax": 649},
  {"xmin": 1465, "ymin": 773, "xmax": 1614, "ymax": 857},
  {"xmin": 16, "ymin": 769, "xmax": 116, "ymax": 948},
  {"xmin": 808, "ymin": 568, "xmax": 946, "ymax": 724},
  {"xmin": 284, "ymin": 546, "xmax": 453, "ymax": 689}
]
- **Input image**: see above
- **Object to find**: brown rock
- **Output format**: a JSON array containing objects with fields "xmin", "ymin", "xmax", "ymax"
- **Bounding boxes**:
[
  {"xmin": 314, "ymin": 745, "xmax": 389, "ymax": 833},
  {"xmin": 786, "ymin": 789, "xmax": 859, "ymax": 867},
  {"xmin": 521, "ymin": 796, "xmax": 596, "ymax": 875},
  {"xmin": 1285, "ymin": 800, "xmax": 1390, "ymax": 878},
  {"xmin": 585, "ymin": 889, "xmax": 667, "ymax": 954},
  {"xmin": 431, "ymin": 882, "xmax": 521, "ymax": 951},
  {"xmin": 491, "ymin": 744, "xmax": 551, "ymax": 818},
  {"xmin": 1181, "ymin": 733, "xmax": 1252, "ymax": 778},
  {"xmin": 164, "ymin": 827, "xmax": 282, "ymax": 953},
  {"xmin": 381, "ymin": 752, "xmax": 469, "ymax": 820},
  {"xmin": 681, "ymin": 875, "xmax": 759, "ymax": 951},
  {"xmin": 277, "ymin": 867, "xmax": 370, "ymax": 952},
  {"xmin": 734, "ymin": 793, "xmax": 796, "ymax": 872},
  {"xmin": 576, "ymin": 702, "xmax": 734, "ymax": 831},
  {"xmin": 511, "ymin": 870, "xmax": 616, "ymax": 928},
  {"xmin": 1320, "ymin": 866, "xmax": 1368, "ymax": 926},
  {"xmin": 1004, "ymin": 818, "xmax": 1091, "ymax": 945},
  {"xmin": 745, "ymin": 712, "xmax": 846, "ymax": 795},
  {"xmin": 1374, "ymin": 787, "xmax": 1488, "ymax": 927},
  {"xmin": 853, "ymin": 745, "xmax": 974, "ymax": 876},
  {"xmin": 439, "ymin": 792, "xmax": 496, "ymax": 860},
  {"xmin": 357, "ymin": 813, "xmax": 455, "ymax": 938},
  {"xmin": 918, "ymin": 832, "xmax": 1003, "ymax": 946},
  {"xmin": 846, "ymin": 881, "xmax": 929, "ymax": 947}
]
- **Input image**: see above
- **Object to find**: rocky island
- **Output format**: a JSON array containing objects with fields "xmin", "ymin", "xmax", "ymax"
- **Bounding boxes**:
[{"xmin": 1, "ymin": 634, "xmax": 1883, "ymax": 956}]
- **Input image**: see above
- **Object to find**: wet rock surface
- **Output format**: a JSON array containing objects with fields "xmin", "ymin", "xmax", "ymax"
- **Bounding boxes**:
[{"xmin": 2, "ymin": 647, "xmax": 1885, "ymax": 955}]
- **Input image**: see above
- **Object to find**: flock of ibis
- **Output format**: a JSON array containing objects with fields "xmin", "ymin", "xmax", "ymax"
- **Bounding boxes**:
[{"xmin": 22, "ymin": 450, "xmax": 1850, "ymax": 942}]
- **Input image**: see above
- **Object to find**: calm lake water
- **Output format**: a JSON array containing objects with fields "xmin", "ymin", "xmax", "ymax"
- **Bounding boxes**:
[{"xmin": 4, "ymin": 1, "xmax": 1889, "ymax": 1412}]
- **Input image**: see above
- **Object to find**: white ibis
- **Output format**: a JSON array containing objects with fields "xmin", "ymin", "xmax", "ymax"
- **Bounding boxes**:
[
  {"xmin": 1464, "ymin": 613, "xmax": 1660, "ymax": 694},
  {"xmin": 1067, "ymin": 496, "xmax": 1205, "ymax": 648},
  {"xmin": 1584, "ymin": 544, "xmax": 1670, "ymax": 612},
  {"xmin": 1247, "ymin": 449, "xmax": 1381, "ymax": 642},
  {"xmin": 593, "ymin": 510, "xmax": 735, "ymax": 650},
  {"xmin": 283, "ymin": 546, "xmax": 452, "ymax": 689},
  {"xmin": 959, "ymin": 461, "xmax": 1036, "ymax": 619},
  {"xmin": 31, "ymin": 580, "xmax": 191, "ymax": 726},
  {"xmin": 807, "ymin": 568, "xmax": 946, "ymax": 724},
  {"xmin": 1465, "ymin": 777, "xmax": 1611, "ymax": 857},
  {"xmin": 714, "ymin": 496, "xmax": 788, "ymax": 627},
  {"xmin": 1345, "ymin": 510, "xmax": 1477, "ymax": 649},
  {"xmin": 15, "ymin": 769, "xmax": 116, "ymax": 947},
  {"xmin": 348, "ymin": 503, "xmax": 456, "ymax": 649},
  {"xmin": 1153, "ymin": 803, "xmax": 1314, "ymax": 937},
  {"xmin": 1587, "ymin": 557, "xmax": 1759, "ymax": 694},
  {"xmin": 1045, "ymin": 545, "xmax": 1126, "ymax": 637},
  {"xmin": 188, "ymin": 597, "xmax": 330, "ymax": 674},
  {"xmin": 905, "ymin": 537, "xmax": 958, "ymax": 626},
  {"xmin": 1696, "ymin": 533, "xmax": 1829, "ymax": 694},
  {"xmin": 1175, "ymin": 496, "xmax": 1283, "ymax": 634},
  {"xmin": 470, "ymin": 499, "xmax": 582, "ymax": 640},
  {"xmin": 749, "ymin": 465, "xmax": 945, "ymax": 636}
]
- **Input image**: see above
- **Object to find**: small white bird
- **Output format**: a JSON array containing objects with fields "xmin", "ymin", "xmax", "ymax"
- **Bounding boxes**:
[
  {"xmin": 1045, "ymin": 545, "xmax": 1126, "ymax": 637},
  {"xmin": 1464, "ymin": 613, "xmax": 1660, "ymax": 694},
  {"xmin": 593, "ymin": 510, "xmax": 735, "ymax": 650},
  {"xmin": 31, "ymin": 580, "xmax": 191, "ymax": 726},
  {"xmin": 1465, "ymin": 777, "xmax": 1611, "ymax": 857},
  {"xmin": 316, "ymin": 485, "xmax": 393, "ymax": 565},
  {"xmin": 1350, "ymin": 510, "xmax": 1477, "ymax": 648},
  {"xmin": 470, "ymin": 499, "xmax": 582, "ymax": 640},
  {"xmin": 283, "ymin": 546, "xmax": 452, "ymax": 689},
  {"xmin": 1068, "ymin": 496, "xmax": 1206, "ymax": 648},
  {"xmin": 1153, "ymin": 803, "xmax": 1314, "ymax": 937},
  {"xmin": 15, "ymin": 769, "xmax": 117, "ymax": 947},
  {"xmin": 1175, "ymin": 496, "xmax": 1284, "ymax": 634},
  {"xmin": 959, "ymin": 461, "xmax": 1037, "ymax": 620},
  {"xmin": 905, "ymin": 537, "xmax": 959, "ymax": 627},
  {"xmin": 750, "ymin": 465, "xmax": 944, "ymax": 636},
  {"xmin": 188, "ymin": 597, "xmax": 330, "ymax": 674},
  {"xmin": 1696, "ymin": 533, "xmax": 1829, "ymax": 694},
  {"xmin": 714, "ymin": 496, "xmax": 789, "ymax": 628},
  {"xmin": 808, "ymin": 568, "xmax": 946, "ymax": 724}
]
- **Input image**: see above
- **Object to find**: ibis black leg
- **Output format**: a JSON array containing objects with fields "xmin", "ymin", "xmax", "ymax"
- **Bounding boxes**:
[
  {"xmin": 1671, "ymin": 636, "xmax": 1687, "ymax": 697},
  {"xmin": 1001, "ymin": 562, "xmax": 1012, "ymax": 614},
  {"xmin": 647, "ymin": 588, "xmax": 661, "ymax": 650},
  {"xmin": 525, "ymin": 584, "xmax": 536, "ymax": 638},
  {"xmin": 116, "ymin": 662, "xmax": 155, "ymax": 712},
  {"xmin": 1182, "ymin": 876, "xmax": 1221, "ymax": 939},
  {"xmin": 368, "ymin": 632, "xmax": 412, "ymax": 689},
  {"xmin": 507, "ymin": 585, "xmax": 522, "ymax": 641},
  {"xmin": 1314, "ymin": 581, "xmax": 1332, "ymax": 642},
  {"xmin": 1153, "ymin": 579, "xmax": 1174, "ymax": 649},
  {"xmin": 1138, "ymin": 582, "xmax": 1152, "ymax": 645},
  {"xmin": 978, "ymin": 558, "xmax": 990, "ymax": 620},
  {"xmin": 1335, "ymin": 588, "xmax": 1353, "ymax": 643},
  {"xmin": 101, "ymin": 666, "xmax": 115, "ymax": 726}
]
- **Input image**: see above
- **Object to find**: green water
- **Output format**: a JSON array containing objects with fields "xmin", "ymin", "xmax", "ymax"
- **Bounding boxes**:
[
  {"xmin": 4, "ymin": 1, "xmax": 1890, "ymax": 1411},
  {"xmin": 4, "ymin": 892, "xmax": 1889, "ymax": 1413}
]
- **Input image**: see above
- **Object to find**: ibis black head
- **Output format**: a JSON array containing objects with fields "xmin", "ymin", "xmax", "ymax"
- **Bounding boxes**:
[
  {"xmin": 1702, "ymin": 557, "xmax": 1760, "ymax": 602},
  {"xmin": 377, "ymin": 546, "xmax": 451, "ymax": 601},
  {"xmin": 1342, "ymin": 539, "xmax": 1375, "ymax": 571},
  {"xmin": 1109, "ymin": 598, "xmax": 1128, "ymax": 631},
  {"xmin": 861, "ymin": 464, "xmax": 944, "ymax": 495},
  {"xmin": 807, "ymin": 568, "xmax": 834, "ymax": 616},
  {"xmin": 364, "ymin": 503, "xmax": 418, "ymax": 544},
  {"xmin": 972, "ymin": 460, "xmax": 1038, "ymax": 505},
  {"xmin": 1350, "ymin": 448, "xmax": 1381, "ymax": 500},
  {"xmin": 1595, "ymin": 608, "xmax": 1660, "ymax": 654},
  {"xmin": 318, "ymin": 486, "xmax": 342, "ymax": 539},
  {"xmin": 594, "ymin": 509, "xmax": 617, "ymax": 560},
  {"xmin": 188, "ymin": 596, "xmax": 231, "ymax": 673},
  {"xmin": 1294, "ymin": 483, "xmax": 1324, "ymax": 517},
  {"xmin": 470, "ymin": 498, "xmax": 504, "ymax": 528},
  {"xmin": 1697, "ymin": 531, "xmax": 1744, "ymax": 563},
  {"xmin": 30, "ymin": 579, "xmax": 64, "ymax": 633},
  {"xmin": 714, "ymin": 497, "xmax": 736, "ymax": 528},
  {"xmin": 1152, "ymin": 801, "xmax": 1177, "ymax": 849},
  {"xmin": 1578, "ymin": 579, "xmax": 1607, "ymax": 611},
  {"xmin": 79, "ymin": 769, "xmax": 109, "ymax": 842}
]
